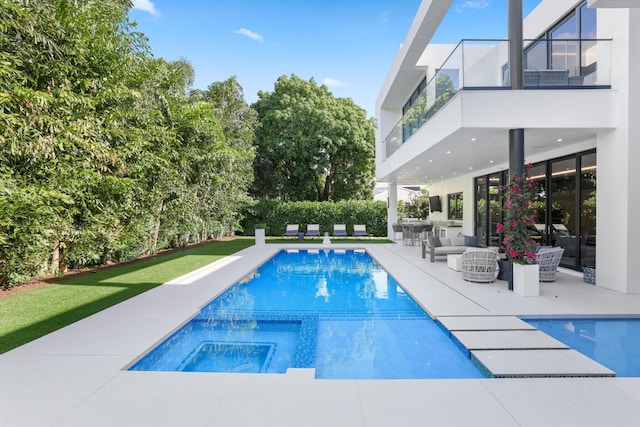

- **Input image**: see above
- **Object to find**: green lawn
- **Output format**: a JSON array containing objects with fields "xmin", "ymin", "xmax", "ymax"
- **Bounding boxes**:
[
  {"xmin": 0, "ymin": 237, "xmax": 254, "ymax": 354},
  {"xmin": 0, "ymin": 236, "xmax": 392, "ymax": 354},
  {"xmin": 267, "ymin": 237, "xmax": 393, "ymax": 244}
]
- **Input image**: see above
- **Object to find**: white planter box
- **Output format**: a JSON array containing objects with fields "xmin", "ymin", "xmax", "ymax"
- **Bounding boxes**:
[
  {"xmin": 513, "ymin": 263, "xmax": 539, "ymax": 296},
  {"xmin": 255, "ymin": 228, "xmax": 265, "ymax": 246}
]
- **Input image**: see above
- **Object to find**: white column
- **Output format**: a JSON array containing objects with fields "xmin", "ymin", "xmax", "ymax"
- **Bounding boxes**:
[
  {"xmin": 595, "ymin": 8, "xmax": 640, "ymax": 294},
  {"xmin": 387, "ymin": 184, "xmax": 398, "ymax": 239}
]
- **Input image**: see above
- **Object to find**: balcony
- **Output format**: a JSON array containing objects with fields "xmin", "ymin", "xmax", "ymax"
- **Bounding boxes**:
[{"xmin": 383, "ymin": 38, "xmax": 612, "ymax": 159}]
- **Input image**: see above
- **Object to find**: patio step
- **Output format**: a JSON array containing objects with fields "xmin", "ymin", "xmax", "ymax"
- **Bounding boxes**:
[
  {"xmin": 472, "ymin": 349, "xmax": 615, "ymax": 378},
  {"xmin": 438, "ymin": 315, "xmax": 536, "ymax": 332},
  {"xmin": 451, "ymin": 330, "xmax": 569, "ymax": 351},
  {"xmin": 437, "ymin": 315, "xmax": 616, "ymax": 378}
]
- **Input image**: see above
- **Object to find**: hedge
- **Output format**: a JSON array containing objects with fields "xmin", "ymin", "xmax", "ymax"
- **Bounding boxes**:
[{"xmin": 241, "ymin": 200, "xmax": 387, "ymax": 237}]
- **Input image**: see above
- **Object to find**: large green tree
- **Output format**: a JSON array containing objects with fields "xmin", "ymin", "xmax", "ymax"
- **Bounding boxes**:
[
  {"xmin": 0, "ymin": 0, "xmax": 257, "ymax": 286},
  {"xmin": 0, "ymin": 0, "xmax": 144, "ymax": 282},
  {"xmin": 252, "ymin": 74, "xmax": 375, "ymax": 202}
]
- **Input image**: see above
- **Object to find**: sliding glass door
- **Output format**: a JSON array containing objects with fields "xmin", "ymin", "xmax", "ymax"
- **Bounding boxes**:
[{"xmin": 474, "ymin": 150, "xmax": 596, "ymax": 271}]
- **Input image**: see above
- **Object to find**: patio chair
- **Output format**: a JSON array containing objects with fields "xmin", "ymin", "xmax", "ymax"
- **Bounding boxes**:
[
  {"xmin": 305, "ymin": 224, "xmax": 320, "ymax": 238},
  {"xmin": 461, "ymin": 249, "xmax": 498, "ymax": 283},
  {"xmin": 353, "ymin": 224, "xmax": 370, "ymax": 239},
  {"xmin": 524, "ymin": 70, "xmax": 539, "ymax": 87},
  {"xmin": 568, "ymin": 75, "xmax": 584, "ymax": 86},
  {"xmin": 538, "ymin": 69, "xmax": 569, "ymax": 87},
  {"xmin": 536, "ymin": 247, "xmax": 565, "ymax": 282},
  {"xmin": 392, "ymin": 223, "xmax": 403, "ymax": 240},
  {"xmin": 332, "ymin": 224, "xmax": 347, "ymax": 237},
  {"xmin": 283, "ymin": 224, "xmax": 299, "ymax": 238}
]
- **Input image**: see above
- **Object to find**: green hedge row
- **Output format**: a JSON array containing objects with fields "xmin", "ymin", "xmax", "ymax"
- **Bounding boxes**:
[{"xmin": 241, "ymin": 200, "xmax": 388, "ymax": 237}]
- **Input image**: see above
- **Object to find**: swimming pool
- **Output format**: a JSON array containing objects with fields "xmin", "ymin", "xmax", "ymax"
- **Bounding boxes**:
[
  {"xmin": 130, "ymin": 249, "xmax": 484, "ymax": 379},
  {"xmin": 525, "ymin": 318, "xmax": 640, "ymax": 377}
]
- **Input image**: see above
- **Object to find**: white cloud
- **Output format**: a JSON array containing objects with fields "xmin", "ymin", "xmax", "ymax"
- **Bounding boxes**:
[
  {"xmin": 459, "ymin": 0, "xmax": 490, "ymax": 10},
  {"xmin": 234, "ymin": 28, "xmax": 265, "ymax": 43},
  {"xmin": 132, "ymin": 0, "xmax": 159, "ymax": 16},
  {"xmin": 322, "ymin": 77, "xmax": 345, "ymax": 88},
  {"xmin": 379, "ymin": 11, "xmax": 390, "ymax": 25}
]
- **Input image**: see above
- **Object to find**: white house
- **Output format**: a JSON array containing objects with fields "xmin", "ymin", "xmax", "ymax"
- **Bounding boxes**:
[{"xmin": 376, "ymin": 0, "xmax": 640, "ymax": 293}]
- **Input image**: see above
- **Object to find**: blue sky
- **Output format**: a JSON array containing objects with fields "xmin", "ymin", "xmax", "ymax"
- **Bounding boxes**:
[{"xmin": 129, "ymin": 0, "xmax": 541, "ymax": 118}]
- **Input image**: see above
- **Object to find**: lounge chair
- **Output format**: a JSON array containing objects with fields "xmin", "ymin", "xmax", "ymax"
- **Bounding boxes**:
[
  {"xmin": 283, "ymin": 224, "xmax": 299, "ymax": 238},
  {"xmin": 305, "ymin": 224, "xmax": 320, "ymax": 238},
  {"xmin": 353, "ymin": 224, "xmax": 370, "ymax": 239},
  {"xmin": 524, "ymin": 69, "xmax": 539, "ymax": 87},
  {"xmin": 332, "ymin": 224, "xmax": 347, "ymax": 237},
  {"xmin": 536, "ymin": 247, "xmax": 564, "ymax": 282},
  {"xmin": 538, "ymin": 69, "xmax": 569, "ymax": 87},
  {"xmin": 461, "ymin": 249, "xmax": 498, "ymax": 283}
]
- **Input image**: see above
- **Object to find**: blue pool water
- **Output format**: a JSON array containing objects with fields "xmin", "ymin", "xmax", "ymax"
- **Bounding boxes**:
[
  {"xmin": 525, "ymin": 318, "xmax": 640, "ymax": 377},
  {"xmin": 130, "ymin": 249, "xmax": 483, "ymax": 379}
]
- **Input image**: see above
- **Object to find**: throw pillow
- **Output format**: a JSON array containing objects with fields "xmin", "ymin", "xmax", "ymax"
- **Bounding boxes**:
[
  {"xmin": 428, "ymin": 236, "xmax": 441, "ymax": 247},
  {"xmin": 464, "ymin": 235, "xmax": 480, "ymax": 247},
  {"xmin": 451, "ymin": 236, "xmax": 466, "ymax": 246}
]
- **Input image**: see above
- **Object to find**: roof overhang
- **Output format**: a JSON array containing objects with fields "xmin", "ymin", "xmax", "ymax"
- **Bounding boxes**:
[
  {"xmin": 376, "ymin": 89, "xmax": 617, "ymax": 184},
  {"xmin": 376, "ymin": 0, "xmax": 453, "ymax": 111},
  {"xmin": 587, "ymin": 0, "xmax": 640, "ymax": 7}
]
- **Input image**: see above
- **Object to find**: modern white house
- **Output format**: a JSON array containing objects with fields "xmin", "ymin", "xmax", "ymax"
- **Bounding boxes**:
[{"xmin": 376, "ymin": 0, "xmax": 640, "ymax": 293}]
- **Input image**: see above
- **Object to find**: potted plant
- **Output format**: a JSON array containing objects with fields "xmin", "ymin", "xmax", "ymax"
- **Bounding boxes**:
[{"xmin": 497, "ymin": 165, "xmax": 539, "ymax": 296}]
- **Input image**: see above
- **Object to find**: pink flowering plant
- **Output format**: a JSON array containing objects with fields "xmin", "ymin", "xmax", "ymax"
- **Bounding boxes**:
[{"xmin": 496, "ymin": 165, "xmax": 538, "ymax": 265}]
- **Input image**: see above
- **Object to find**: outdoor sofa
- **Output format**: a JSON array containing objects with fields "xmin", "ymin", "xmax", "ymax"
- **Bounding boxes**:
[{"xmin": 421, "ymin": 235, "xmax": 487, "ymax": 262}]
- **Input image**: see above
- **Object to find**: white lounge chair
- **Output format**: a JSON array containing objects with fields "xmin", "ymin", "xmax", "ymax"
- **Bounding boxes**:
[
  {"xmin": 461, "ymin": 249, "xmax": 498, "ymax": 283},
  {"xmin": 537, "ymin": 247, "xmax": 564, "ymax": 282},
  {"xmin": 305, "ymin": 224, "xmax": 320, "ymax": 238},
  {"xmin": 353, "ymin": 224, "xmax": 370, "ymax": 239},
  {"xmin": 283, "ymin": 224, "xmax": 299, "ymax": 238},
  {"xmin": 332, "ymin": 224, "xmax": 347, "ymax": 237}
]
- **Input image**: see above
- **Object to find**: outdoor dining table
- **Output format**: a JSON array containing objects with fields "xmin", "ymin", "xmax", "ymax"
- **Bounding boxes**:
[{"xmin": 402, "ymin": 222, "xmax": 432, "ymax": 246}]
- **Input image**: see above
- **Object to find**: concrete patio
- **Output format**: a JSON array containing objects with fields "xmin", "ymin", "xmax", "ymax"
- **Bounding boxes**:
[{"xmin": 1, "ymin": 241, "xmax": 640, "ymax": 426}]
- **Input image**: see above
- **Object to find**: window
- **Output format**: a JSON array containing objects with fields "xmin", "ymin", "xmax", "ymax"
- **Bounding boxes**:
[
  {"xmin": 402, "ymin": 77, "xmax": 427, "ymax": 142},
  {"xmin": 448, "ymin": 192, "xmax": 463, "ymax": 220},
  {"xmin": 523, "ymin": 1, "xmax": 596, "ymax": 81},
  {"xmin": 474, "ymin": 149, "xmax": 596, "ymax": 271}
]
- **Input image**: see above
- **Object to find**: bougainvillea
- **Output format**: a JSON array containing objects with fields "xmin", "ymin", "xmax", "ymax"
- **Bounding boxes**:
[{"xmin": 497, "ymin": 164, "xmax": 538, "ymax": 264}]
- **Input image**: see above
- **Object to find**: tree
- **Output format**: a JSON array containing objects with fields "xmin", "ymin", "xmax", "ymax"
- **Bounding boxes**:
[
  {"xmin": 426, "ymin": 73, "xmax": 457, "ymax": 119},
  {"xmin": 252, "ymin": 74, "xmax": 375, "ymax": 202},
  {"xmin": 403, "ymin": 189, "xmax": 431, "ymax": 219},
  {"xmin": 0, "ymin": 0, "xmax": 259, "ymax": 286},
  {"xmin": 0, "ymin": 0, "xmax": 148, "ymax": 280}
]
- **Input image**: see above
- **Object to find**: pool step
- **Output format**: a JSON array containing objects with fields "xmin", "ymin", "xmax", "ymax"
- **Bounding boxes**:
[{"xmin": 437, "ymin": 315, "xmax": 616, "ymax": 378}]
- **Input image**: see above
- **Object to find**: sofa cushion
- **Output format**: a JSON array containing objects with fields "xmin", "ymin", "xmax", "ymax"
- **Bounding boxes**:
[
  {"xmin": 451, "ymin": 236, "xmax": 466, "ymax": 246},
  {"xmin": 434, "ymin": 246, "xmax": 467, "ymax": 255},
  {"xmin": 464, "ymin": 235, "xmax": 480, "ymax": 247},
  {"xmin": 440, "ymin": 237, "xmax": 451, "ymax": 246},
  {"xmin": 428, "ymin": 236, "xmax": 441, "ymax": 247}
]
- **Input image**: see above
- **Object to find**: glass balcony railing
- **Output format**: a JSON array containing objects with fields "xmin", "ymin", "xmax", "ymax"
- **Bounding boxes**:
[{"xmin": 383, "ymin": 38, "xmax": 612, "ymax": 159}]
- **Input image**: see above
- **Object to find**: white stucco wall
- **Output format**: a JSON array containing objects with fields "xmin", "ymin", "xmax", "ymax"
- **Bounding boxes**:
[{"xmin": 595, "ymin": 8, "xmax": 640, "ymax": 293}]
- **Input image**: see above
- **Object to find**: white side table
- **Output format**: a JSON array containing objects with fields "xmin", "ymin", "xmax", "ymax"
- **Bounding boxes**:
[{"xmin": 447, "ymin": 254, "xmax": 464, "ymax": 271}]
